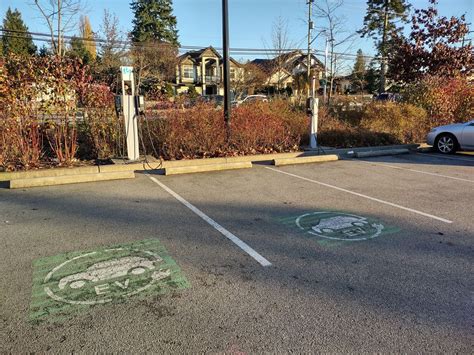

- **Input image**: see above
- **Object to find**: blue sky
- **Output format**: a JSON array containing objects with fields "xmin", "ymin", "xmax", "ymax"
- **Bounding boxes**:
[{"xmin": 1, "ymin": 0, "xmax": 472, "ymax": 69}]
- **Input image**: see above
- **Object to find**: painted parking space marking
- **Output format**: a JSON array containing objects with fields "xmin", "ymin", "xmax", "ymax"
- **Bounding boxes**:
[
  {"xmin": 265, "ymin": 167, "xmax": 453, "ymax": 224},
  {"xmin": 30, "ymin": 239, "xmax": 189, "ymax": 322},
  {"xmin": 416, "ymin": 152, "xmax": 474, "ymax": 163},
  {"xmin": 146, "ymin": 174, "xmax": 272, "ymax": 267},
  {"xmin": 354, "ymin": 159, "xmax": 474, "ymax": 183}
]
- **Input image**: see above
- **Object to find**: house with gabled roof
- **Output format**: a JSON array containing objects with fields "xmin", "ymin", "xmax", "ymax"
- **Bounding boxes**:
[
  {"xmin": 250, "ymin": 50, "xmax": 325, "ymax": 94},
  {"xmin": 175, "ymin": 46, "xmax": 244, "ymax": 96}
]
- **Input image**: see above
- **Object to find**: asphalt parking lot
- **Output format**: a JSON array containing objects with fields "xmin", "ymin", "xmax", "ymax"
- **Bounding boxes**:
[{"xmin": 1, "ymin": 151, "xmax": 473, "ymax": 352}]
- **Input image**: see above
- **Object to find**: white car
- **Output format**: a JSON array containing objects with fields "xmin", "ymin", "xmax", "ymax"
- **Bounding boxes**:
[
  {"xmin": 58, "ymin": 256, "xmax": 169, "ymax": 290},
  {"xmin": 426, "ymin": 120, "xmax": 474, "ymax": 154},
  {"xmin": 234, "ymin": 95, "xmax": 268, "ymax": 106}
]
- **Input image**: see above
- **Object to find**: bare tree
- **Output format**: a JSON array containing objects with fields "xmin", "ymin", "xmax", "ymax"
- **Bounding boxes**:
[
  {"xmin": 130, "ymin": 40, "xmax": 178, "ymax": 94},
  {"xmin": 271, "ymin": 17, "xmax": 292, "ymax": 92},
  {"xmin": 32, "ymin": 0, "xmax": 82, "ymax": 56},
  {"xmin": 315, "ymin": 0, "xmax": 357, "ymax": 101},
  {"xmin": 99, "ymin": 10, "xmax": 124, "ymax": 63},
  {"xmin": 262, "ymin": 16, "xmax": 295, "ymax": 94},
  {"xmin": 232, "ymin": 62, "xmax": 267, "ymax": 98},
  {"xmin": 94, "ymin": 10, "xmax": 127, "ymax": 85}
]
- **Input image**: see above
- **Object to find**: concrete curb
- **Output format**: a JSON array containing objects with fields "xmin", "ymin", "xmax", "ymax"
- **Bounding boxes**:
[
  {"xmin": 9, "ymin": 171, "xmax": 135, "ymax": 189},
  {"xmin": 0, "ymin": 152, "xmax": 320, "ymax": 182},
  {"xmin": 354, "ymin": 148, "xmax": 410, "ymax": 158},
  {"xmin": 323, "ymin": 144, "xmax": 419, "ymax": 157},
  {"xmin": 272, "ymin": 154, "xmax": 339, "ymax": 166},
  {"xmin": 0, "ymin": 165, "xmax": 100, "ymax": 182},
  {"xmin": 164, "ymin": 162, "xmax": 252, "ymax": 176},
  {"xmin": 0, "ymin": 144, "xmax": 420, "ymax": 185}
]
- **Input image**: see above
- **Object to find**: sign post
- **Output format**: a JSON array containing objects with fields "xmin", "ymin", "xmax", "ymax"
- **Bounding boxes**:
[{"xmin": 120, "ymin": 66, "xmax": 139, "ymax": 161}]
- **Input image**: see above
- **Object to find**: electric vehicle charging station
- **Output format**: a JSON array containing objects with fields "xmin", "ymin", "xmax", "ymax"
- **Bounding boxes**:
[
  {"xmin": 118, "ymin": 66, "xmax": 140, "ymax": 161},
  {"xmin": 307, "ymin": 75, "xmax": 319, "ymax": 149}
]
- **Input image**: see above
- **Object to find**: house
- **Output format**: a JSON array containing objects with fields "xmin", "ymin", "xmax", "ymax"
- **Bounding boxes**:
[
  {"xmin": 250, "ymin": 50, "xmax": 325, "ymax": 95},
  {"xmin": 333, "ymin": 75, "xmax": 353, "ymax": 94},
  {"xmin": 175, "ymin": 46, "xmax": 244, "ymax": 96}
]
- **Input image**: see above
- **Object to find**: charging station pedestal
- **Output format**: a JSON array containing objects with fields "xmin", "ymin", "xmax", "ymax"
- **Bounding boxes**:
[
  {"xmin": 310, "ymin": 97, "xmax": 319, "ymax": 149},
  {"xmin": 120, "ymin": 66, "xmax": 139, "ymax": 161}
]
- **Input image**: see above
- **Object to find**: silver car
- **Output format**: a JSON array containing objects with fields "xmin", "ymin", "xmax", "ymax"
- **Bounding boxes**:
[{"xmin": 426, "ymin": 120, "xmax": 474, "ymax": 154}]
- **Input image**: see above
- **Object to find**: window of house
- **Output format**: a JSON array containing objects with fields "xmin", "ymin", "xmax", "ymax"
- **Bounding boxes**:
[
  {"xmin": 183, "ymin": 66, "xmax": 194, "ymax": 79},
  {"xmin": 230, "ymin": 68, "xmax": 236, "ymax": 79}
]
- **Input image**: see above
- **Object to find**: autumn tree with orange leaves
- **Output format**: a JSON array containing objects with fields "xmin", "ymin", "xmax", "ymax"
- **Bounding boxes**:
[{"xmin": 388, "ymin": 0, "xmax": 473, "ymax": 83}]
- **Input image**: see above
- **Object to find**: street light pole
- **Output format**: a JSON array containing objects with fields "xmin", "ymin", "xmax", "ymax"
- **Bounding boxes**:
[{"xmin": 222, "ymin": 0, "xmax": 231, "ymax": 133}]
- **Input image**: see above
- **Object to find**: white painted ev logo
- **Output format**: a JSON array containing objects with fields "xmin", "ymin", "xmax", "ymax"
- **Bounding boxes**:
[
  {"xmin": 295, "ymin": 212, "xmax": 384, "ymax": 241},
  {"xmin": 44, "ymin": 248, "xmax": 171, "ymax": 305}
]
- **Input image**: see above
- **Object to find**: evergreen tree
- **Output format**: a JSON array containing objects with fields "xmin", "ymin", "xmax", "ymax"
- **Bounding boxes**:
[
  {"xmin": 359, "ymin": 0, "xmax": 410, "ymax": 92},
  {"xmin": 67, "ymin": 36, "xmax": 92, "ymax": 64},
  {"xmin": 2, "ymin": 7, "xmax": 36, "ymax": 56},
  {"xmin": 351, "ymin": 49, "xmax": 367, "ymax": 93},
  {"xmin": 130, "ymin": 0, "xmax": 179, "ymax": 45},
  {"xmin": 364, "ymin": 60, "xmax": 380, "ymax": 94},
  {"xmin": 359, "ymin": 0, "xmax": 411, "ymax": 48},
  {"xmin": 38, "ymin": 44, "xmax": 51, "ymax": 57},
  {"xmin": 80, "ymin": 16, "xmax": 96, "ymax": 61}
]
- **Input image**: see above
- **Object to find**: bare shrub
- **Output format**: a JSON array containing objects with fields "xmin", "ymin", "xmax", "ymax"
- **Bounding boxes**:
[{"xmin": 360, "ymin": 102, "xmax": 428, "ymax": 143}]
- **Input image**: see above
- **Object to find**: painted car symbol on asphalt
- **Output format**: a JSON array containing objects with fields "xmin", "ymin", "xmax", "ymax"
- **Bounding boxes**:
[
  {"xmin": 58, "ymin": 256, "xmax": 170, "ymax": 290},
  {"xmin": 295, "ymin": 212, "xmax": 385, "ymax": 241},
  {"xmin": 311, "ymin": 216, "xmax": 369, "ymax": 234}
]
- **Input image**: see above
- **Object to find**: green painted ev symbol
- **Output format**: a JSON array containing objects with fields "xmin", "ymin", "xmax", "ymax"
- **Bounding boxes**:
[
  {"xmin": 295, "ymin": 212, "xmax": 384, "ymax": 241},
  {"xmin": 44, "ymin": 248, "xmax": 171, "ymax": 305},
  {"xmin": 30, "ymin": 240, "xmax": 189, "ymax": 322}
]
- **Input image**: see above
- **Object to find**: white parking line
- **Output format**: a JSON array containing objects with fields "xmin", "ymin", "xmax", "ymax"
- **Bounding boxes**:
[
  {"xmin": 354, "ymin": 159, "xmax": 474, "ymax": 183},
  {"xmin": 265, "ymin": 167, "xmax": 453, "ymax": 224},
  {"xmin": 416, "ymin": 152, "xmax": 474, "ymax": 163},
  {"xmin": 146, "ymin": 174, "xmax": 272, "ymax": 267}
]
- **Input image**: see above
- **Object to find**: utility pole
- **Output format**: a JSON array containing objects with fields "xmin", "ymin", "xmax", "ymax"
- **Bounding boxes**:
[
  {"xmin": 379, "ymin": 0, "xmax": 390, "ymax": 94},
  {"xmin": 328, "ymin": 36, "xmax": 335, "ymax": 101},
  {"xmin": 307, "ymin": 0, "xmax": 314, "ymax": 97},
  {"xmin": 222, "ymin": 0, "xmax": 231, "ymax": 134},
  {"xmin": 323, "ymin": 36, "xmax": 328, "ymax": 104}
]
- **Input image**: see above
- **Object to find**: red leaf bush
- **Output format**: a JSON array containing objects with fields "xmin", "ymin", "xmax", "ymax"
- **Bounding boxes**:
[
  {"xmin": 142, "ymin": 99, "xmax": 308, "ymax": 160},
  {"xmin": 403, "ymin": 76, "xmax": 474, "ymax": 126},
  {"xmin": 80, "ymin": 83, "xmax": 121, "ymax": 160},
  {"xmin": 0, "ymin": 55, "xmax": 120, "ymax": 171}
]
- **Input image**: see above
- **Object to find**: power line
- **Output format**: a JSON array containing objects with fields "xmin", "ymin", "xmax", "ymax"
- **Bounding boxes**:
[{"xmin": 0, "ymin": 28, "xmax": 379, "ymax": 60}]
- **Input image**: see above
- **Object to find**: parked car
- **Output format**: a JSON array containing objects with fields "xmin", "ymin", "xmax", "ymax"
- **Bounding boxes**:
[
  {"xmin": 426, "ymin": 120, "xmax": 474, "ymax": 154},
  {"xmin": 233, "ymin": 95, "xmax": 268, "ymax": 107},
  {"xmin": 374, "ymin": 93, "xmax": 401, "ymax": 102}
]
